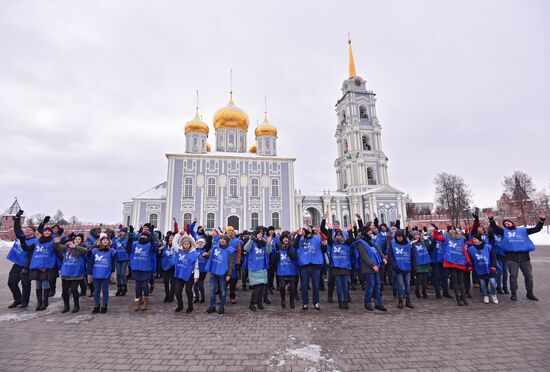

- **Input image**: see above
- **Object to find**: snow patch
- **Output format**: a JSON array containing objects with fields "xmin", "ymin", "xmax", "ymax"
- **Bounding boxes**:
[
  {"xmin": 64, "ymin": 315, "xmax": 93, "ymax": 324},
  {"xmin": 266, "ymin": 344, "xmax": 339, "ymax": 371},
  {"xmin": 529, "ymin": 229, "xmax": 550, "ymax": 246},
  {"xmin": 0, "ymin": 313, "xmax": 37, "ymax": 322},
  {"xmin": 0, "ymin": 240, "xmax": 14, "ymax": 250}
]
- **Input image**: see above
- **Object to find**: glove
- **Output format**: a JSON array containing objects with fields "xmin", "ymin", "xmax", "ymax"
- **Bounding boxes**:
[
  {"xmin": 489, "ymin": 267, "xmax": 497, "ymax": 273},
  {"xmin": 16, "ymin": 209, "xmax": 24, "ymax": 218},
  {"xmin": 43, "ymin": 216, "xmax": 51, "ymax": 224}
]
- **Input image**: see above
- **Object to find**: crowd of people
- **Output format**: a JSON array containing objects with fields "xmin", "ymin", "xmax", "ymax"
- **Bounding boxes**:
[{"xmin": 5, "ymin": 208, "xmax": 546, "ymax": 315}]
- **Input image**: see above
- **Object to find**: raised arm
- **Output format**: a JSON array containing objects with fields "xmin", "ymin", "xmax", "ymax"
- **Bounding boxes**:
[{"xmin": 526, "ymin": 212, "xmax": 546, "ymax": 235}]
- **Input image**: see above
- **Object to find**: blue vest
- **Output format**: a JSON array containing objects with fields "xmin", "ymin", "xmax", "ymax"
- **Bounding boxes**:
[
  {"xmin": 130, "ymin": 241, "xmax": 155, "ymax": 272},
  {"xmin": 468, "ymin": 244, "xmax": 493, "ymax": 276},
  {"xmin": 29, "ymin": 240, "xmax": 56, "ymax": 270},
  {"xmin": 376, "ymin": 232, "xmax": 389, "ymax": 253},
  {"xmin": 493, "ymin": 235, "xmax": 505, "ymax": 257},
  {"xmin": 6, "ymin": 239, "xmax": 30, "ymax": 267},
  {"xmin": 358, "ymin": 239, "xmax": 381, "ymax": 268},
  {"xmin": 430, "ymin": 239, "xmax": 444, "ymax": 263},
  {"xmin": 443, "ymin": 237, "xmax": 467, "ymax": 266},
  {"xmin": 500, "ymin": 227, "xmax": 535, "ymax": 253},
  {"xmin": 329, "ymin": 242, "xmax": 352, "ymax": 270},
  {"xmin": 174, "ymin": 250, "xmax": 199, "ymax": 280},
  {"xmin": 196, "ymin": 248, "xmax": 208, "ymax": 272},
  {"xmin": 414, "ymin": 242, "xmax": 432, "ymax": 265},
  {"xmin": 276, "ymin": 248, "xmax": 298, "ymax": 276},
  {"xmin": 60, "ymin": 250, "xmax": 86, "ymax": 277},
  {"xmin": 114, "ymin": 238, "xmax": 130, "ymax": 261},
  {"xmin": 91, "ymin": 249, "xmax": 115, "ymax": 279},
  {"xmin": 205, "ymin": 245, "xmax": 232, "ymax": 276},
  {"xmin": 297, "ymin": 236, "xmax": 324, "ymax": 266},
  {"xmin": 161, "ymin": 246, "xmax": 176, "ymax": 271},
  {"xmin": 247, "ymin": 242, "xmax": 269, "ymax": 272},
  {"xmin": 391, "ymin": 241, "xmax": 412, "ymax": 272}
]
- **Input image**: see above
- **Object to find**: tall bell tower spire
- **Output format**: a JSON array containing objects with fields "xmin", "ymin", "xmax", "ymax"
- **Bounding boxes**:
[{"xmin": 348, "ymin": 33, "xmax": 357, "ymax": 78}]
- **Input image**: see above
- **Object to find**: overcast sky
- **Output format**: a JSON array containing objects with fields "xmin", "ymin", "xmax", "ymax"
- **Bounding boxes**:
[{"xmin": 1, "ymin": 0, "xmax": 549, "ymax": 223}]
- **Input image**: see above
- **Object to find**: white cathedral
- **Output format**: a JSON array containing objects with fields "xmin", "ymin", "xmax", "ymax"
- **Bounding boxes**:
[{"xmin": 122, "ymin": 39, "xmax": 407, "ymax": 232}]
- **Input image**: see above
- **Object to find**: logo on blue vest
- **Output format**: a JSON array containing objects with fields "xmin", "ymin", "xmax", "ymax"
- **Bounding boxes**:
[{"xmin": 95, "ymin": 254, "xmax": 104, "ymax": 262}]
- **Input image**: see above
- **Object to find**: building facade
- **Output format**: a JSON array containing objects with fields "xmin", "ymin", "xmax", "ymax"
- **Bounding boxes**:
[{"xmin": 123, "ymin": 38, "xmax": 406, "ymax": 232}]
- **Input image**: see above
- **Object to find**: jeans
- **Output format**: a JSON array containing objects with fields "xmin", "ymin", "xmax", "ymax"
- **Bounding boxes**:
[
  {"xmin": 364, "ymin": 272, "xmax": 382, "ymax": 305},
  {"xmin": 415, "ymin": 272, "xmax": 428, "ymax": 294},
  {"xmin": 394, "ymin": 272, "xmax": 411, "ymax": 300},
  {"xmin": 334, "ymin": 274, "xmax": 349, "ymax": 302},
  {"xmin": 507, "ymin": 259, "xmax": 534, "ymax": 294},
  {"xmin": 35, "ymin": 279, "xmax": 50, "ymax": 289},
  {"xmin": 209, "ymin": 274, "xmax": 227, "ymax": 308},
  {"xmin": 300, "ymin": 266, "xmax": 320, "ymax": 305},
  {"xmin": 496, "ymin": 257, "xmax": 508, "ymax": 290},
  {"xmin": 115, "ymin": 261, "xmax": 129, "ymax": 285},
  {"xmin": 93, "ymin": 278, "xmax": 109, "ymax": 305},
  {"xmin": 135, "ymin": 280, "xmax": 150, "ymax": 298},
  {"xmin": 8, "ymin": 264, "xmax": 31, "ymax": 304},
  {"xmin": 432, "ymin": 262, "xmax": 449, "ymax": 295},
  {"xmin": 479, "ymin": 277, "xmax": 497, "ymax": 296}
]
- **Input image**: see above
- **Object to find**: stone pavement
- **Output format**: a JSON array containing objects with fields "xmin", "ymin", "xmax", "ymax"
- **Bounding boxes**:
[{"xmin": 1, "ymin": 247, "xmax": 549, "ymax": 372}]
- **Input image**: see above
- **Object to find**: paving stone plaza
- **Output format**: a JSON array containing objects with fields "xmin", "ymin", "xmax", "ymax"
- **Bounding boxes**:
[{"xmin": 0, "ymin": 245, "xmax": 549, "ymax": 371}]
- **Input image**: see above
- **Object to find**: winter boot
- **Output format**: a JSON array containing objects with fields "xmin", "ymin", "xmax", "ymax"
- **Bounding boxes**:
[
  {"xmin": 121, "ymin": 285, "xmax": 128, "ymax": 296},
  {"xmin": 186, "ymin": 304, "xmax": 193, "ymax": 313},
  {"xmin": 92, "ymin": 305, "xmax": 100, "ymax": 314},
  {"xmin": 72, "ymin": 297, "xmax": 80, "ymax": 313},
  {"xmin": 134, "ymin": 297, "xmax": 142, "ymax": 311},
  {"xmin": 35, "ymin": 289, "xmax": 43, "ymax": 311},
  {"xmin": 405, "ymin": 299, "xmax": 415, "ymax": 309},
  {"xmin": 175, "ymin": 304, "xmax": 184, "ymax": 313},
  {"xmin": 342, "ymin": 301, "xmax": 349, "ymax": 310},
  {"xmin": 141, "ymin": 297, "xmax": 149, "ymax": 311},
  {"xmin": 510, "ymin": 292, "xmax": 517, "ymax": 301},
  {"xmin": 115, "ymin": 285, "xmax": 122, "ymax": 296},
  {"xmin": 338, "ymin": 301, "xmax": 343, "ymax": 309},
  {"xmin": 527, "ymin": 292, "xmax": 539, "ymax": 301},
  {"xmin": 100, "ymin": 305, "xmax": 107, "ymax": 314},
  {"xmin": 415, "ymin": 289, "xmax": 422, "ymax": 299},
  {"xmin": 40, "ymin": 289, "xmax": 50, "ymax": 311},
  {"xmin": 62, "ymin": 297, "xmax": 70, "ymax": 313},
  {"xmin": 397, "ymin": 299, "xmax": 404, "ymax": 309},
  {"xmin": 503, "ymin": 287, "xmax": 509, "ymax": 294}
]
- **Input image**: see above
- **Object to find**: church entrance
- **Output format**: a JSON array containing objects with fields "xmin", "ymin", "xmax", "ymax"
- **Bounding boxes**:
[
  {"xmin": 303, "ymin": 207, "xmax": 322, "ymax": 227},
  {"xmin": 227, "ymin": 215, "xmax": 240, "ymax": 231}
]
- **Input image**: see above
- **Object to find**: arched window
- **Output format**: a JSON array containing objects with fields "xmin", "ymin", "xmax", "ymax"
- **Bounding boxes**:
[
  {"xmin": 359, "ymin": 105, "xmax": 368, "ymax": 119},
  {"xmin": 251, "ymin": 212, "xmax": 259, "ymax": 229},
  {"xmin": 206, "ymin": 213, "xmax": 215, "ymax": 229},
  {"xmin": 343, "ymin": 139, "xmax": 349, "ymax": 154},
  {"xmin": 183, "ymin": 213, "xmax": 192, "ymax": 227},
  {"xmin": 126, "ymin": 215, "xmax": 130, "ymax": 226},
  {"xmin": 342, "ymin": 214, "xmax": 349, "ymax": 228},
  {"xmin": 207, "ymin": 177, "xmax": 216, "ymax": 198},
  {"xmin": 341, "ymin": 111, "xmax": 347, "ymax": 125},
  {"xmin": 149, "ymin": 213, "xmax": 158, "ymax": 228},
  {"xmin": 271, "ymin": 178, "xmax": 280, "ymax": 197},
  {"xmin": 271, "ymin": 212, "xmax": 280, "ymax": 229},
  {"xmin": 184, "ymin": 177, "xmax": 193, "ymax": 197},
  {"xmin": 251, "ymin": 178, "xmax": 259, "ymax": 197},
  {"xmin": 380, "ymin": 212, "xmax": 386, "ymax": 225},
  {"xmin": 367, "ymin": 167, "xmax": 376, "ymax": 185},
  {"xmin": 362, "ymin": 135, "xmax": 371, "ymax": 151},
  {"xmin": 229, "ymin": 177, "xmax": 238, "ymax": 198},
  {"xmin": 228, "ymin": 132, "xmax": 235, "ymax": 149}
]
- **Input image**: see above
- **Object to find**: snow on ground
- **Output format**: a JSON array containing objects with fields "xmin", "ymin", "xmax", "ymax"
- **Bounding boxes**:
[
  {"xmin": 0, "ymin": 240, "xmax": 14, "ymax": 250},
  {"xmin": 266, "ymin": 343, "xmax": 339, "ymax": 371},
  {"xmin": 528, "ymin": 228, "xmax": 550, "ymax": 246}
]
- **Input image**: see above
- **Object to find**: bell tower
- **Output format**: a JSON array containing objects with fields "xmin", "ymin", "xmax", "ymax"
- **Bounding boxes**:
[{"xmin": 334, "ymin": 36, "xmax": 389, "ymax": 194}]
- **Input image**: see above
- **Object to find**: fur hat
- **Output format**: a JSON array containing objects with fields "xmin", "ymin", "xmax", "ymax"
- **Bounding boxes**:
[
  {"xmin": 99, "ymin": 232, "xmax": 109, "ymax": 240},
  {"xmin": 75, "ymin": 233, "xmax": 85, "ymax": 242},
  {"xmin": 180, "ymin": 236, "xmax": 196, "ymax": 249},
  {"xmin": 395, "ymin": 229, "xmax": 406, "ymax": 237}
]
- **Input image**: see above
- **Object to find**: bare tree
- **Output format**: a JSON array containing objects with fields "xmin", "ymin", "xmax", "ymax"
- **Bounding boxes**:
[
  {"xmin": 503, "ymin": 171, "xmax": 536, "ymax": 225},
  {"xmin": 434, "ymin": 173, "xmax": 472, "ymax": 227},
  {"xmin": 69, "ymin": 216, "xmax": 80, "ymax": 225},
  {"xmin": 404, "ymin": 194, "xmax": 418, "ymax": 218},
  {"xmin": 52, "ymin": 209, "xmax": 64, "ymax": 224}
]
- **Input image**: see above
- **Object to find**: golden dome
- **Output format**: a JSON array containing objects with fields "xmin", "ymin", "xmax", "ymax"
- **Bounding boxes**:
[
  {"xmin": 206, "ymin": 143, "xmax": 211, "ymax": 152},
  {"xmin": 255, "ymin": 112, "xmax": 278, "ymax": 137},
  {"xmin": 184, "ymin": 111, "xmax": 209, "ymax": 135},
  {"xmin": 248, "ymin": 143, "xmax": 257, "ymax": 153},
  {"xmin": 213, "ymin": 93, "xmax": 249, "ymax": 131}
]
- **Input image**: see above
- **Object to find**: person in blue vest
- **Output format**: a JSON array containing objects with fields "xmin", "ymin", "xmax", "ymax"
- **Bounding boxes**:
[
  {"xmin": 388, "ymin": 229, "xmax": 415, "ymax": 309},
  {"xmin": 410, "ymin": 231, "xmax": 431, "ymax": 299},
  {"xmin": 6, "ymin": 209, "xmax": 37, "ymax": 309},
  {"xmin": 467, "ymin": 232, "xmax": 499, "ymax": 304},
  {"xmin": 239, "ymin": 230, "xmax": 251, "ymax": 291},
  {"xmin": 36, "ymin": 216, "xmax": 66, "ymax": 298},
  {"xmin": 355, "ymin": 226, "xmax": 387, "ymax": 311},
  {"xmin": 54, "ymin": 233, "xmax": 87, "ymax": 313},
  {"xmin": 244, "ymin": 227, "xmax": 273, "ymax": 311},
  {"xmin": 487, "ymin": 210, "xmax": 546, "ymax": 301},
  {"xmin": 226, "ymin": 227, "xmax": 242, "ymax": 305},
  {"xmin": 432, "ymin": 225, "xmax": 472, "ymax": 306},
  {"xmin": 160, "ymin": 232, "xmax": 176, "ymax": 303},
  {"xmin": 489, "ymin": 227, "xmax": 508, "ymax": 295},
  {"xmin": 130, "ymin": 229, "xmax": 159, "ymax": 311},
  {"xmin": 83, "ymin": 227, "xmax": 100, "ymax": 297},
  {"xmin": 320, "ymin": 214, "xmax": 349, "ymax": 303},
  {"xmin": 274, "ymin": 231, "xmax": 298, "ymax": 309},
  {"xmin": 266, "ymin": 226, "xmax": 279, "ymax": 294},
  {"xmin": 427, "ymin": 225, "xmax": 452, "ymax": 299},
  {"xmin": 113, "ymin": 227, "xmax": 131, "ymax": 297},
  {"xmin": 87, "ymin": 233, "xmax": 116, "ymax": 314},
  {"xmin": 192, "ymin": 237, "xmax": 209, "ymax": 303},
  {"xmin": 28, "ymin": 225, "xmax": 57, "ymax": 311},
  {"xmin": 326, "ymin": 223, "xmax": 355, "ymax": 310},
  {"xmin": 292, "ymin": 225, "xmax": 327, "ymax": 310},
  {"xmin": 173, "ymin": 235, "xmax": 200, "ymax": 313},
  {"xmin": 204, "ymin": 233, "xmax": 236, "ymax": 314}
]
